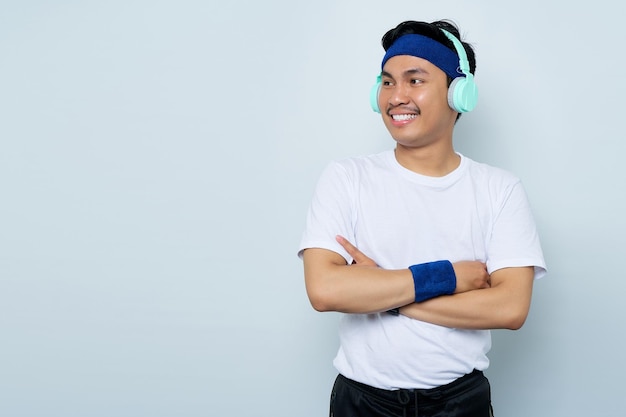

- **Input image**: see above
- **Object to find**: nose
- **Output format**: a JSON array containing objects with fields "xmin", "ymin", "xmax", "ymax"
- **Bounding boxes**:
[{"xmin": 387, "ymin": 84, "xmax": 410, "ymax": 107}]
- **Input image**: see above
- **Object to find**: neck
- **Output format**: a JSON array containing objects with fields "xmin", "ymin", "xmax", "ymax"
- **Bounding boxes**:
[{"xmin": 394, "ymin": 143, "xmax": 460, "ymax": 177}]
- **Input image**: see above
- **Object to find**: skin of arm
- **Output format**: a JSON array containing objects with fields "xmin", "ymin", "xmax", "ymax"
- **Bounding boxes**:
[
  {"xmin": 335, "ymin": 236, "xmax": 534, "ymax": 330},
  {"xmin": 302, "ymin": 246, "xmax": 415, "ymax": 314},
  {"xmin": 302, "ymin": 235, "xmax": 490, "ymax": 314}
]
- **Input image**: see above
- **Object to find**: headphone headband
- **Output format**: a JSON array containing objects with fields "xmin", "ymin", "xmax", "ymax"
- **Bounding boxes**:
[{"xmin": 439, "ymin": 29, "xmax": 471, "ymax": 78}]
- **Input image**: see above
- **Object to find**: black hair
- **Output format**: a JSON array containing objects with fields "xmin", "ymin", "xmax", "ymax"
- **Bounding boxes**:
[{"xmin": 381, "ymin": 20, "xmax": 477, "ymax": 77}]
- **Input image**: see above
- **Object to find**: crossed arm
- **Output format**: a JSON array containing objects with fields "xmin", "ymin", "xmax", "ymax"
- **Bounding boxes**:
[{"xmin": 302, "ymin": 236, "xmax": 534, "ymax": 330}]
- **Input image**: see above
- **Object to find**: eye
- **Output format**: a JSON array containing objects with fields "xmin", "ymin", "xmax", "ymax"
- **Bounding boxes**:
[
  {"xmin": 410, "ymin": 78, "xmax": 424, "ymax": 85},
  {"xmin": 382, "ymin": 79, "xmax": 394, "ymax": 87}
]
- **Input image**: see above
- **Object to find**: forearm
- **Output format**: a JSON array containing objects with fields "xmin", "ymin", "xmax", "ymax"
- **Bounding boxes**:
[
  {"xmin": 302, "ymin": 241, "xmax": 484, "ymax": 314},
  {"xmin": 303, "ymin": 249, "xmax": 415, "ymax": 314},
  {"xmin": 400, "ymin": 267, "xmax": 534, "ymax": 330}
]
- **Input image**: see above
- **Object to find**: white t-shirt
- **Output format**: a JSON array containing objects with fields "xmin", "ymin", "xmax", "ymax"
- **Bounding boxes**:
[{"xmin": 298, "ymin": 150, "xmax": 546, "ymax": 390}]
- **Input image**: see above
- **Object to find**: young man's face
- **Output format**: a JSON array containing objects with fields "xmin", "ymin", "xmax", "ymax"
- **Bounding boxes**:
[{"xmin": 378, "ymin": 55, "xmax": 458, "ymax": 149}]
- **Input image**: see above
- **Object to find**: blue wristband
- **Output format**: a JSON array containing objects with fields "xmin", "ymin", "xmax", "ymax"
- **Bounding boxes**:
[{"xmin": 408, "ymin": 260, "xmax": 456, "ymax": 302}]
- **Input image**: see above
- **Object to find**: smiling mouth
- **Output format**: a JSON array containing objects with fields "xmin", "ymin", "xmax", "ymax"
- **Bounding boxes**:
[{"xmin": 391, "ymin": 114, "xmax": 417, "ymax": 121}]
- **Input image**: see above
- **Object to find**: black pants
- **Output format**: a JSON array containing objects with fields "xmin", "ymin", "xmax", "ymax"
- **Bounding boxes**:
[{"xmin": 329, "ymin": 370, "xmax": 494, "ymax": 417}]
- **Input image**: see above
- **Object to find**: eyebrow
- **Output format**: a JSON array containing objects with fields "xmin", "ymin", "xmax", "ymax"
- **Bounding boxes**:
[{"xmin": 381, "ymin": 67, "xmax": 430, "ymax": 79}]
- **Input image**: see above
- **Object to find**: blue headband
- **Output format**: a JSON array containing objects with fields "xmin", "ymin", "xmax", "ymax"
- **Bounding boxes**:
[{"xmin": 381, "ymin": 34, "xmax": 464, "ymax": 79}]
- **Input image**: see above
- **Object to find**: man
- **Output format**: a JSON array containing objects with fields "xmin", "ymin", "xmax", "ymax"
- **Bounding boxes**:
[{"xmin": 298, "ymin": 20, "xmax": 546, "ymax": 417}]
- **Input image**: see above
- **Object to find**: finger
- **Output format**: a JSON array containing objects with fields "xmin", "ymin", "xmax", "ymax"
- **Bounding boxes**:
[
  {"xmin": 336, "ymin": 235, "xmax": 368, "ymax": 263},
  {"xmin": 336, "ymin": 235, "xmax": 379, "ymax": 267},
  {"xmin": 336, "ymin": 235, "xmax": 374, "ymax": 264}
]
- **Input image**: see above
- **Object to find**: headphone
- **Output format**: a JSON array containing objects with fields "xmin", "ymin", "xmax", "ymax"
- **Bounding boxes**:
[{"xmin": 370, "ymin": 28, "xmax": 478, "ymax": 114}]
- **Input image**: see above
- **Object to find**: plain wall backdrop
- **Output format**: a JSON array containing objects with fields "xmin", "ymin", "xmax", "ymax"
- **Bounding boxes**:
[{"xmin": 1, "ymin": 1, "xmax": 624, "ymax": 416}]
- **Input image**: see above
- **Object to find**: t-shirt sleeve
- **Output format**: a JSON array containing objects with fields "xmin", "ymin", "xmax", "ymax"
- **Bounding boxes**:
[
  {"xmin": 486, "ymin": 180, "xmax": 547, "ymax": 279},
  {"xmin": 297, "ymin": 161, "xmax": 356, "ymax": 264}
]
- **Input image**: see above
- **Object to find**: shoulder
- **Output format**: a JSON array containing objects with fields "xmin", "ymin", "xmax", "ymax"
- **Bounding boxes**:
[
  {"xmin": 463, "ymin": 156, "xmax": 521, "ymax": 189},
  {"xmin": 323, "ymin": 150, "xmax": 394, "ymax": 179},
  {"xmin": 461, "ymin": 156, "xmax": 531, "ymax": 211}
]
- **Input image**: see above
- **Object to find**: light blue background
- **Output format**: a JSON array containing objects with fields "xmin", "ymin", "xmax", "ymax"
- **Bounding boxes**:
[{"xmin": 1, "ymin": 1, "xmax": 624, "ymax": 416}]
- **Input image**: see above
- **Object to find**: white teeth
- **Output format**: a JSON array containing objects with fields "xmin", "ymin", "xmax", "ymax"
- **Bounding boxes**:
[{"xmin": 391, "ymin": 114, "xmax": 417, "ymax": 121}]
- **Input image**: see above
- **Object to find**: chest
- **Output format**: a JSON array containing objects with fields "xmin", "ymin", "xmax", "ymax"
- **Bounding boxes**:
[{"xmin": 353, "ymin": 177, "xmax": 493, "ymax": 268}]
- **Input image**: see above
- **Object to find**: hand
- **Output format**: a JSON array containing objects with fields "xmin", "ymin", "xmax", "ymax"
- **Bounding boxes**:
[
  {"xmin": 335, "ymin": 235, "xmax": 378, "ymax": 267},
  {"xmin": 452, "ymin": 261, "xmax": 490, "ymax": 293}
]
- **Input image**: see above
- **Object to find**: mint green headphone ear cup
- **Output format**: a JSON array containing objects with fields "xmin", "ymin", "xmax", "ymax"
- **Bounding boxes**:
[
  {"xmin": 440, "ymin": 28, "xmax": 478, "ymax": 113},
  {"xmin": 370, "ymin": 75, "xmax": 382, "ymax": 113},
  {"xmin": 448, "ymin": 75, "xmax": 478, "ymax": 113}
]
